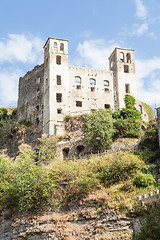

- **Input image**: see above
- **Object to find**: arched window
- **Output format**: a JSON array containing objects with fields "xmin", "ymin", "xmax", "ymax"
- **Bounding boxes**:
[
  {"xmin": 104, "ymin": 80, "xmax": 109, "ymax": 87},
  {"xmin": 56, "ymin": 55, "xmax": 61, "ymax": 65},
  {"xmin": 126, "ymin": 53, "xmax": 131, "ymax": 63},
  {"xmin": 60, "ymin": 43, "xmax": 64, "ymax": 51},
  {"xmin": 75, "ymin": 76, "xmax": 81, "ymax": 83},
  {"xmin": 54, "ymin": 42, "xmax": 57, "ymax": 48},
  {"xmin": 89, "ymin": 78, "xmax": 96, "ymax": 85},
  {"xmin": 120, "ymin": 52, "xmax": 124, "ymax": 62}
]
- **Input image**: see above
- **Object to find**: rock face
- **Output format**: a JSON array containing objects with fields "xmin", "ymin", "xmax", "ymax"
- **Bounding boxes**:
[{"xmin": 0, "ymin": 203, "xmax": 133, "ymax": 240}]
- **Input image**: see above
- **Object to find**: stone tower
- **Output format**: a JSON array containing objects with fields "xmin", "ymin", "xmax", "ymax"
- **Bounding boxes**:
[
  {"xmin": 43, "ymin": 38, "xmax": 69, "ymax": 135},
  {"xmin": 109, "ymin": 48, "xmax": 137, "ymax": 110}
]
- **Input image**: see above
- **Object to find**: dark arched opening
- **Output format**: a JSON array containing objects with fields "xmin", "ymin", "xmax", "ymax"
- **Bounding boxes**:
[
  {"xmin": 62, "ymin": 147, "xmax": 69, "ymax": 159},
  {"xmin": 76, "ymin": 145, "xmax": 85, "ymax": 158}
]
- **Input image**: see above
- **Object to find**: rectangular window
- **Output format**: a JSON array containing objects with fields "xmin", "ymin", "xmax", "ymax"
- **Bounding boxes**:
[
  {"xmin": 76, "ymin": 101, "xmax": 82, "ymax": 107},
  {"xmin": 139, "ymin": 105, "xmax": 143, "ymax": 114},
  {"xmin": 57, "ymin": 75, "xmax": 61, "ymax": 85},
  {"xmin": 76, "ymin": 85, "xmax": 81, "ymax": 89},
  {"xmin": 56, "ymin": 55, "xmax": 61, "ymax": 65},
  {"xmin": 57, "ymin": 109, "xmax": 62, "ymax": 114},
  {"xmin": 56, "ymin": 93, "xmax": 62, "ymax": 102},
  {"xmin": 91, "ymin": 87, "xmax": 95, "ymax": 92},
  {"xmin": 124, "ymin": 65, "xmax": 129, "ymax": 73},
  {"xmin": 125, "ymin": 84, "xmax": 130, "ymax": 93},
  {"xmin": 36, "ymin": 105, "xmax": 39, "ymax": 111},
  {"xmin": 104, "ymin": 104, "xmax": 110, "ymax": 109}
]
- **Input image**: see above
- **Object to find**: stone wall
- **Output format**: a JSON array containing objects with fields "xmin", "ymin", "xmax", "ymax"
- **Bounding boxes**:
[{"xmin": 17, "ymin": 64, "xmax": 44, "ymax": 132}]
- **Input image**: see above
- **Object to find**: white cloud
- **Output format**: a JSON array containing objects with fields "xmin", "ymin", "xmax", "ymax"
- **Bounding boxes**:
[
  {"xmin": 134, "ymin": 0, "xmax": 147, "ymax": 20},
  {"xmin": 73, "ymin": 39, "xmax": 119, "ymax": 69},
  {"xmin": 73, "ymin": 38, "xmax": 160, "ymax": 107},
  {"xmin": 0, "ymin": 34, "xmax": 43, "ymax": 64},
  {"xmin": 136, "ymin": 58, "xmax": 160, "ymax": 106},
  {"xmin": 131, "ymin": 23, "xmax": 148, "ymax": 36},
  {"xmin": 0, "ymin": 68, "xmax": 23, "ymax": 107},
  {"xmin": 0, "ymin": 33, "xmax": 44, "ymax": 107}
]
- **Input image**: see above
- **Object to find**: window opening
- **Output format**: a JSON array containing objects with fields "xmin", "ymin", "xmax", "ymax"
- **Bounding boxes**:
[
  {"xmin": 120, "ymin": 52, "xmax": 124, "ymax": 62},
  {"xmin": 139, "ymin": 105, "xmax": 143, "ymax": 114},
  {"xmin": 91, "ymin": 87, "xmax": 95, "ymax": 92},
  {"xmin": 54, "ymin": 42, "xmax": 57, "ymax": 48},
  {"xmin": 104, "ymin": 88, "xmax": 109, "ymax": 93},
  {"xmin": 104, "ymin": 104, "xmax": 110, "ymax": 109},
  {"xmin": 57, "ymin": 109, "xmax": 62, "ymax": 114},
  {"xmin": 89, "ymin": 78, "xmax": 96, "ymax": 85},
  {"xmin": 36, "ymin": 105, "xmax": 39, "ymax": 111},
  {"xmin": 124, "ymin": 65, "xmax": 129, "ymax": 73},
  {"xmin": 56, "ymin": 93, "xmax": 62, "ymax": 102},
  {"xmin": 104, "ymin": 80, "xmax": 109, "ymax": 87},
  {"xmin": 56, "ymin": 55, "xmax": 61, "ymax": 65},
  {"xmin": 76, "ymin": 85, "xmax": 81, "ymax": 89},
  {"xmin": 63, "ymin": 148, "xmax": 69, "ymax": 159},
  {"xmin": 76, "ymin": 101, "xmax": 82, "ymax": 107},
  {"xmin": 75, "ymin": 76, "xmax": 81, "ymax": 83},
  {"xmin": 76, "ymin": 145, "xmax": 85, "ymax": 158},
  {"xmin": 126, "ymin": 53, "xmax": 131, "ymax": 63},
  {"xmin": 36, "ymin": 77, "xmax": 40, "ymax": 84},
  {"xmin": 60, "ymin": 43, "xmax": 64, "ymax": 51},
  {"xmin": 57, "ymin": 75, "xmax": 61, "ymax": 85},
  {"xmin": 36, "ymin": 118, "xmax": 39, "ymax": 125},
  {"xmin": 125, "ymin": 84, "xmax": 130, "ymax": 93}
]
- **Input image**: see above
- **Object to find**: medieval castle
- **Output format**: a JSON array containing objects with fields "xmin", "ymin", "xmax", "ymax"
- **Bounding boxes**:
[{"xmin": 17, "ymin": 37, "xmax": 148, "ymax": 136}]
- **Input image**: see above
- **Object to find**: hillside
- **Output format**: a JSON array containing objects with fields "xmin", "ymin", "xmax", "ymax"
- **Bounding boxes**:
[{"xmin": 0, "ymin": 104, "xmax": 160, "ymax": 239}]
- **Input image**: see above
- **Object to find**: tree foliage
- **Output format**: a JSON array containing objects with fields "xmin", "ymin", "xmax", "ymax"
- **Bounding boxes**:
[
  {"xmin": 113, "ymin": 95, "xmax": 143, "ymax": 138},
  {"xmin": 83, "ymin": 109, "xmax": 114, "ymax": 151}
]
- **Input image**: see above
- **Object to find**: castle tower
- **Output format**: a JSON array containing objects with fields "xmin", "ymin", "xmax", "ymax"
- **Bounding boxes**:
[
  {"xmin": 43, "ymin": 38, "xmax": 69, "ymax": 135},
  {"xmin": 109, "ymin": 48, "xmax": 137, "ymax": 110}
]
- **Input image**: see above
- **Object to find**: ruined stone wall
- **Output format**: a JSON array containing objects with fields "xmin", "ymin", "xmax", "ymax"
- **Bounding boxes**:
[
  {"xmin": 157, "ymin": 107, "xmax": 160, "ymax": 146},
  {"xmin": 17, "ymin": 64, "xmax": 44, "ymax": 132}
]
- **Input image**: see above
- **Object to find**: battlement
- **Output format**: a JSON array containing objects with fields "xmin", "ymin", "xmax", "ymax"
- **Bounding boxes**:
[{"xmin": 137, "ymin": 190, "xmax": 160, "ymax": 204}]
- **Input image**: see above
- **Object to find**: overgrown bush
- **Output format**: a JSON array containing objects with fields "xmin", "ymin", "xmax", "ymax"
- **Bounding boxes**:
[
  {"xmin": 135, "ymin": 121, "xmax": 160, "ymax": 163},
  {"xmin": 37, "ymin": 135, "xmax": 57, "ymax": 163},
  {"xmin": 135, "ymin": 206, "xmax": 160, "ymax": 240},
  {"xmin": 83, "ymin": 109, "xmax": 114, "ymax": 151},
  {"xmin": 1, "ymin": 149, "xmax": 54, "ymax": 211},
  {"xmin": 113, "ymin": 95, "xmax": 143, "ymax": 139},
  {"xmin": 133, "ymin": 172, "xmax": 156, "ymax": 187}
]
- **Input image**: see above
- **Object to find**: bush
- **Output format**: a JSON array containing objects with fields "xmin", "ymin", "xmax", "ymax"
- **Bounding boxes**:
[
  {"xmin": 1, "ymin": 149, "xmax": 53, "ymax": 211},
  {"xmin": 37, "ymin": 135, "xmax": 57, "ymax": 163},
  {"xmin": 83, "ymin": 109, "xmax": 114, "ymax": 151},
  {"xmin": 133, "ymin": 172, "xmax": 156, "ymax": 187},
  {"xmin": 113, "ymin": 95, "xmax": 143, "ymax": 139},
  {"xmin": 135, "ymin": 206, "xmax": 160, "ymax": 240}
]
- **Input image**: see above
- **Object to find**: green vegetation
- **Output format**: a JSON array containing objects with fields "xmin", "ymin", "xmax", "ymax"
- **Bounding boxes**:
[
  {"xmin": 83, "ymin": 109, "xmax": 114, "ymax": 151},
  {"xmin": 64, "ymin": 114, "xmax": 71, "ymax": 122},
  {"xmin": 135, "ymin": 205, "xmax": 160, "ymax": 240},
  {"xmin": 113, "ymin": 95, "xmax": 143, "ymax": 139},
  {"xmin": 135, "ymin": 121, "xmax": 160, "ymax": 163},
  {"xmin": 141, "ymin": 102, "xmax": 154, "ymax": 120},
  {"xmin": 0, "ymin": 149, "xmax": 157, "ymax": 212},
  {"xmin": 0, "ymin": 107, "xmax": 18, "ymax": 138}
]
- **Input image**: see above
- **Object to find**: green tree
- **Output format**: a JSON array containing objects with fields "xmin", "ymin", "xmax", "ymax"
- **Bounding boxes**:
[
  {"xmin": 113, "ymin": 95, "xmax": 143, "ymax": 138},
  {"xmin": 83, "ymin": 109, "xmax": 114, "ymax": 152}
]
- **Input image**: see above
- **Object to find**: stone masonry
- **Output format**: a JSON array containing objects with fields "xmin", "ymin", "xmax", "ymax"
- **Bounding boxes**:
[{"xmin": 17, "ymin": 37, "xmax": 147, "ymax": 136}]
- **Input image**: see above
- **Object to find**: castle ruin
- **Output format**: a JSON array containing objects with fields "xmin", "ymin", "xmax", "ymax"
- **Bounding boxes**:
[{"xmin": 17, "ymin": 37, "xmax": 147, "ymax": 136}]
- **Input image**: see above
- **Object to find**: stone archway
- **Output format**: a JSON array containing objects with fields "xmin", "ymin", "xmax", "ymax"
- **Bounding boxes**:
[
  {"xmin": 76, "ymin": 145, "xmax": 85, "ymax": 158},
  {"xmin": 62, "ymin": 147, "xmax": 69, "ymax": 159}
]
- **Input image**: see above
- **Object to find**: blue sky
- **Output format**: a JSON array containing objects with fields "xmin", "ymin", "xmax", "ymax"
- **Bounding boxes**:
[{"xmin": 0, "ymin": 0, "xmax": 160, "ymax": 108}]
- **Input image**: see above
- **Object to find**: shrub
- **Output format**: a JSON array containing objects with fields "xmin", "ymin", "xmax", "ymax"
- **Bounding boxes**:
[
  {"xmin": 135, "ymin": 206, "xmax": 160, "ymax": 240},
  {"xmin": 37, "ymin": 135, "xmax": 57, "ymax": 163},
  {"xmin": 64, "ymin": 115, "xmax": 71, "ymax": 122},
  {"xmin": 1, "ymin": 149, "xmax": 53, "ymax": 211},
  {"xmin": 133, "ymin": 172, "xmax": 156, "ymax": 187},
  {"xmin": 19, "ymin": 119, "xmax": 32, "ymax": 126},
  {"xmin": 83, "ymin": 109, "xmax": 114, "ymax": 151}
]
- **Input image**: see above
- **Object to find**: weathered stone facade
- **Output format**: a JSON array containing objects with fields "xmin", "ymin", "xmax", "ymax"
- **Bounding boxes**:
[
  {"xmin": 157, "ymin": 107, "xmax": 160, "ymax": 146},
  {"xmin": 17, "ymin": 37, "xmax": 146, "ymax": 136}
]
